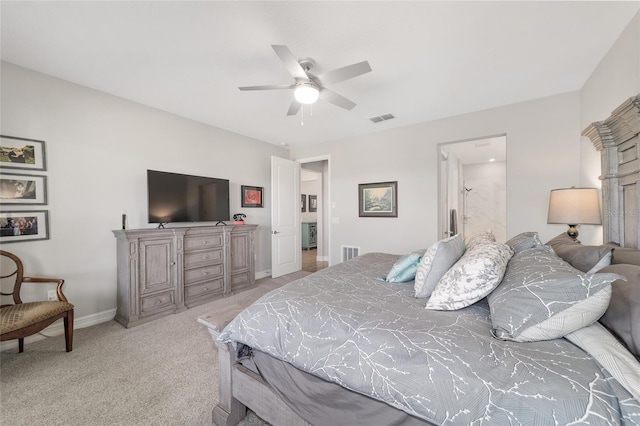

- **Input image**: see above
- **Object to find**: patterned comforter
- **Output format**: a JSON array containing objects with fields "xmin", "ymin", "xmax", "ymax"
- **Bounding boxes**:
[{"xmin": 219, "ymin": 253, "xmax": 640, "ymax": 425}]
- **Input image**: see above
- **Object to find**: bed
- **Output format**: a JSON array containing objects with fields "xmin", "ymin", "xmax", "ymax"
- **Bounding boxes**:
[{"xmin": 200, "ymin": 95, "xmax": 640, "ymax": 426}]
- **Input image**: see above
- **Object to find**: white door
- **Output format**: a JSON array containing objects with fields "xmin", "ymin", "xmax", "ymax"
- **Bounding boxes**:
[{"xmin": 271, "ymin": 156, "xmax": 301, "ymax": 278}]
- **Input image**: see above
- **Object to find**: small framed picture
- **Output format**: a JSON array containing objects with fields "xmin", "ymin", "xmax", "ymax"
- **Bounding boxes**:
[
  {"xmin": 0, "ymin": 210, "xmax": 50, "ymax": 243},
  {"xmin": 0, "ymin": 172, "xmax": 48, "ymax": 205},
  {"xmin": 241, "ymin": 185, "xmax": 263, "ymax": 208},
  {"xmin": 309, "ymin": 195, "xmax": 317, "ymax": 212},
  {"xmin": 301, "ymin": 194, "xmax": 307, "ymax": 212},
  {"xmin": 0, "ymin": 135, "xmax": 47, "ymax": 171},
  {"xmin": 358, "ymin": 181, "xmax": 398, "ymax": 217}
]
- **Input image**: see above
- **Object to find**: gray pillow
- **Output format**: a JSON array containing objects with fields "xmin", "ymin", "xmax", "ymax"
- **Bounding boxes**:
[
  {"xmin": 488, "ymin": 246, "xmax": 620, "ymax": 342},
  {"xmin": 414, "ymin": 234, "xmax": 465, "ymax": 298},
  {"xmin": 598, "ymin": 264, "xmax": 640, "ymax": 359},
  {"xmin": 426, "ymin": 241, "xmax": 513, "ymax": 311},
  {"xmin": 505, "ymin": 231, "xmax": 543, "ymax": 254},
  {"xmin": 546, "ymin": 233, "xmax": 613, "ymax": 273}
]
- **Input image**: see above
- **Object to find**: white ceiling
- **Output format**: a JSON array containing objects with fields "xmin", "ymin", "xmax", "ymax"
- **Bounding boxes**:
[{"xmin": 1, "ymin": 1, "xmax": 638, "ymax": 149}]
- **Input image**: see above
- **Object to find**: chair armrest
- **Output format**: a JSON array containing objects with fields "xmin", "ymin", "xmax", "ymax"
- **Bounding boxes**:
[{"xmin": 22, "ymin": 277, "xmax": 68, "ymax": 302}]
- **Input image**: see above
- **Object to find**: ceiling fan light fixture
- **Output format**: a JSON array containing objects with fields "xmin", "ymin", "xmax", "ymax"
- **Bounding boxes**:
[{"xmin": 294, "ymin": 83, "xmax": 320, "ymax": 104}]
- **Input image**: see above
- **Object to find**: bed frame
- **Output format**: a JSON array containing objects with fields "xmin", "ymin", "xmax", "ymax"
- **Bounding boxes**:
[{"xmin": 201, "ymin": 94, "xmax": 640, "ymax": 426}]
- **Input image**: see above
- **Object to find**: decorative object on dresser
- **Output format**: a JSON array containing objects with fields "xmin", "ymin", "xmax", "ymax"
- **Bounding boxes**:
[
  {"xmin": 0, "ymin": 250, "xmax": 74, "ymax": 353},
  {"xmin": 301, "ymin": 194, "xmax": 306, "ymax": 212},
  {"xmin": 112, "ymin": 224, "xmax": 256, "ymax": 328},
  {"xmin": 0, "ymin": 135, "xmax": 47, "ymax": 171},
  {"xmin": 547, "ymin": 186, "xmax": 601, "ymax": 239},
  {"xmin": 301, "ymin": 222, "xmax": 317, "ymax": 250},
  {"xmin": 240, "ymin": 185, "xmax": 263, "ymax": 208},
  {"xmin": 233, "ymin": 213, "xmax": 246, "ymax": 225},
  {"xmin": 358, "ymin": 181, "xmax": 398, "ymax": 217}
]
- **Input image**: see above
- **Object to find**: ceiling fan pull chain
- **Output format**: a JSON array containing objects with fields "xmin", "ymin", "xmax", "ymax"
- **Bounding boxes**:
[{"xmin": 301, "ymin": 104, "xmax": 304, "ymax": 126}]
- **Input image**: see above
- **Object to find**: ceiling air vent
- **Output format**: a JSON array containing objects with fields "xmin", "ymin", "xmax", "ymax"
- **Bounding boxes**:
[{"xmin": 369, "ymin": 113, "xmax": 395, "ymax": 123}]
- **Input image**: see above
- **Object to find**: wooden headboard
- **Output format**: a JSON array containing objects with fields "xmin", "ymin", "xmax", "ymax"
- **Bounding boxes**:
[{"xmin": 582, "ymin": 95, "xmax": 640, "ymax": 249}]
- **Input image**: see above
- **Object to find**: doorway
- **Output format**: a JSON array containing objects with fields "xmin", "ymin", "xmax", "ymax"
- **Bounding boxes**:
[
  {"xmin": 438, "ymin": 135, "xmax": 507, "ymax": 243},
  {"xmin": 300, "ymin": 158, "xmax": 329, "ymax": 272}
]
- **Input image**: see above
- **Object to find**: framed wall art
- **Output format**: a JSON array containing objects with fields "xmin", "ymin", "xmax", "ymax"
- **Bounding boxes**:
[
  {"xmin": 0, "ymin": 172, "xmax": 48, "ymax": 205},
  {"xmin": 301, "ymin": 194, "xmax": 307, "ymax": 212},
  {"xmin": 241, "ymin": 185, "xmax": 263, "ymax": 208},
  {"xmin": 0, "ymin": 210, "xmax": 50, "ymax": 243},
  {"xmin": 309, "ymin": 194, "xmax": 317, "ymax": 212},
  {"xmin": 0, "ymin": 135, "xmax": 47, "ymax": 171},
  {"xmin": 358, "ymin": 181, "xmax": 398, "ymax": 217}
]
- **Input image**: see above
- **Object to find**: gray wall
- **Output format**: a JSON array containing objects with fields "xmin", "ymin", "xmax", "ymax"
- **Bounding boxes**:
[{"xmin": 1, "ymin": 62, "xmax": 287, "ymax": 325}]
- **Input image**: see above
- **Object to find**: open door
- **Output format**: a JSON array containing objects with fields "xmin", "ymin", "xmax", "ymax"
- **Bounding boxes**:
[{"xmin": 271, "ymin": 156, "xmax": 301, "ymax": 278}]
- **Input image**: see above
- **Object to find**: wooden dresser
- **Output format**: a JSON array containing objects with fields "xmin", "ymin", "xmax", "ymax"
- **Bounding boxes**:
[{"xmin": 113, "ymin": 224, "xmax": 256, "ymax": 328}]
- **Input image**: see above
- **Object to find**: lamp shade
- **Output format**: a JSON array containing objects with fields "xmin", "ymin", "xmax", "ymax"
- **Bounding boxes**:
[
  {"xmin": 547, "ymin": 187, "xmax": 601, "ymax": 225},
  {"xmin": 294, "ymin": 83, "xmax": 319, "ymax": 104}
]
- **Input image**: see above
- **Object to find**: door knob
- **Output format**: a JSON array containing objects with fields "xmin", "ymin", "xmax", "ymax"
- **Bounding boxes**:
[{"xmin": 272, "ymin": 230, "xmax": 280, "ymax": 234}]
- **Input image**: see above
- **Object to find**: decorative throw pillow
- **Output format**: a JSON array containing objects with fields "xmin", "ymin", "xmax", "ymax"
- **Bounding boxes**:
[
  {"xmin": 425, "ymin": 241, "xmax": 513, "ymax": 311},
  {"xmin": 382, "ymin": 251, "xmax": 423, "ymax": 283},
  {"xmin": 414, "ymin": 234, "xmax": 465, "ymax": 298},
  {"xmin": 488, "ymin": 247, "xmax": 621, "ymax": 342},
  {"xmin": 466, "ymin": 230, "xmax": 496, "ymax": 250},
  {"xmin": 505, "ymin": 231, "xmax": 543, "ymax": 254},
  {"xmin": 597, "ymin": 264, "xmax": 640, "ymax": 359},
  {"xmin": 546, "ymin": 233, "xmax": 612, "ymax": 273}
]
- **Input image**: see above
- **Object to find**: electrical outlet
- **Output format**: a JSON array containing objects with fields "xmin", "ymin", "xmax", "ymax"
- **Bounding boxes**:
[{"xmin": 47, "ymin": 290, "xmax": 57, "ymax": 301}]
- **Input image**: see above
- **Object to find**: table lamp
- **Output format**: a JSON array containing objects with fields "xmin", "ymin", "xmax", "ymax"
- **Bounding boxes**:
[{"xmin": 547, "ymin": 187, "xmax": 601, "ymax": 239}]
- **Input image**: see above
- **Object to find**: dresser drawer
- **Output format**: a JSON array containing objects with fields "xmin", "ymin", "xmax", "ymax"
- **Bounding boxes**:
[
  {"xmin": 184, "ymin": 263, "xmax": 224, "ymax": 284},
  {"xmin": 184, "ymin": 249, "xmax": 223, "ymax": 268},
  {"xmin": 185, "ymin": 278, "xmax": 224, "ymax": 300},
  {"xmin": 140, "ymin": 291, "xmax": 174, "ymax": 314},
  {"xmin": 184, "ymin": 234, "xmax": 223, "ymax": 251}
]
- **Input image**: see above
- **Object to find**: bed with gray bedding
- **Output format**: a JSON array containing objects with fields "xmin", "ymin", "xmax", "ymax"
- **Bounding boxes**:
[{"xmin": 214, "ymin": 250, "xmax": 640, "ymax": 425}]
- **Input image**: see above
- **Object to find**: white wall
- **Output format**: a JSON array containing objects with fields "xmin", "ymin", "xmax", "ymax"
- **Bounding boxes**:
[
  {"xmin": 0, "ymin": 61, "xmax": 287, "ymax": 322},
  {"xmin": 292, "ymin": 93, "xmax": 582, "ymax": 264}
]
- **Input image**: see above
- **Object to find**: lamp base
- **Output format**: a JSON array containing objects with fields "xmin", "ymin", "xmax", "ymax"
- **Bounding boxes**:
[{"xmin": 567, "ymin": 224, "xmax": 579, "ymax": 239}]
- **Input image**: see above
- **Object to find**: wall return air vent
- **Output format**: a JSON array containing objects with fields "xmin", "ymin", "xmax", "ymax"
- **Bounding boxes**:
[{"xmin": 341, "ymin": 246, "xmax": 360, "ymax": 262}]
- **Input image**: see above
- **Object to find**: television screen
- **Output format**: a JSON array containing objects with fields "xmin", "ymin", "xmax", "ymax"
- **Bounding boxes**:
[{"xmin": 147, "ymin": 170, "xmax": 230, "ymax": 224}]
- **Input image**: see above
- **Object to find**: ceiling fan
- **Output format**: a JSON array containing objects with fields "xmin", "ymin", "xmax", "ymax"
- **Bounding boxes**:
[{"xmin": 239, "ymin": 45, "xmax": 372, "ymax": 116}]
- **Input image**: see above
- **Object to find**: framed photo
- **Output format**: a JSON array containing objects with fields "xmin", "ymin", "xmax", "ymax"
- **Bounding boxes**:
[
  {"xmin": 309, "ymin": 195, "xmax": 317, "ymax": 212},
  {"xmin": 241, "ymin": 185, "xmax": 263, "ymax": 208},
  {"xmin": 0, "ymin": 173, "xmax": 47, "ymax": 205},
  {"xmin": 301, "ymin": 194, "xmax": 307, "ymax": 212},
  {"xmin": 0, "ymin": 210, "xmax": 50, "ymax": 243},
  {"xmin": 0, "ymin": 135, "xmax": 47, "ymax": 171},
  {"xmin": 358, "ymin": 181, "xmax": 398, "ymax": 217}
]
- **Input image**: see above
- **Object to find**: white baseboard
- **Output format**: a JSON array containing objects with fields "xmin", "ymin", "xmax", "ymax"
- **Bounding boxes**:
[
  {"xmin": 255, "ymin": 270, "xmax": 271, "ymax": 280},
  {"xmin": 0, "ymin": 308, "xmax": 117, "ymax": 352}
]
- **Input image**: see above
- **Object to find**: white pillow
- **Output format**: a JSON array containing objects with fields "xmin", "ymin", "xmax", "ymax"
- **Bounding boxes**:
[
  {"xmin": 414, "ymin": 234, "xmax": 465, "ymax": 298},
  {"xmin": 426, "ymin": 241, "xmax": 513, "ymax": 311}
]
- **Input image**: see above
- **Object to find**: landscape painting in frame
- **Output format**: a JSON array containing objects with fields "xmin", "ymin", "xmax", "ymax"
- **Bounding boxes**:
[
  {"xmin": 0, "ymin": 135, "xmax": 47, "ymax": 171},
  {"xmin": 0, "ymin": 210, "xmax": 50, "ymax": 243},
  {"xmin": 241, "ymin": 185, "xmax": 263, "ymax": 208},
  {"xmin": 359, "ymin": 181, "xmax": 398, "ymax": 217},
  {"xmin": 0, "ymin": 173, "xmax": 47, "ymax": 205}
]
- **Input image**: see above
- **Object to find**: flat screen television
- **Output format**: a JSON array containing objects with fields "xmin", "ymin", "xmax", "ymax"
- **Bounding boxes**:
[{"xmin": 147, "ymin": 170, "xmax": 230, "ymax": 224}]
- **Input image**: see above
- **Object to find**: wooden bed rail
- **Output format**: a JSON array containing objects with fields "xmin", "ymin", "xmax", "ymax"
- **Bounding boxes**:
[{"xmin": 199, "ymin": 314, "xmax": 310, "ymax": 426}]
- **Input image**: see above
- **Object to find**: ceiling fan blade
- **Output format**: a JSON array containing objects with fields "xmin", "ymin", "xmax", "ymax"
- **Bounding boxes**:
[
  {"xmin": 316, "ymin": 61, "xmax": 372, "ymax": 85},
  {"xmin": 287, "ymin": 100, "xmax": 302, "ymax": 116},
  {"xmin": 271, "ymin": 45, "xmax": 309, "ymax": 80},
  {"xmin": 319, "ymin": 88, "xmax": 356, "ymax": 110},
  {"xmin": 238, "ymin": 83, "xmax": 295, "ymax": 91}
]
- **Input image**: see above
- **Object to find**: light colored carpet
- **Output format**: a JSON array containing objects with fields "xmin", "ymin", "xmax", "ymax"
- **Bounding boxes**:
[{"xmin": 0, "ymin": 271, "xmax": 310, "ymax": 426}]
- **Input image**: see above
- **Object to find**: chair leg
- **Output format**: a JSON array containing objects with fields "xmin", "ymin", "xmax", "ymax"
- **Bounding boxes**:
[
  {"xmin": 64, "ymin": 310, "xmax": 74, "ymax": 352},
  {"xmin": 18, "ymin": 338, "xmax": 24, "ymax": 353}
]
